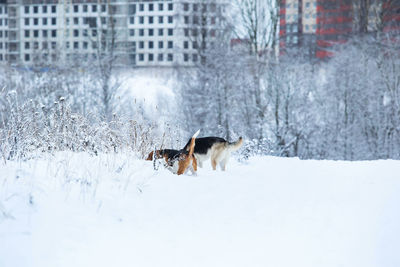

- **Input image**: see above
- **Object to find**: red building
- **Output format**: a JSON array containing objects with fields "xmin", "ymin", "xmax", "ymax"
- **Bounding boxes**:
[{"xmin": 279, "ymin": 0, "xmax": 400, "ymax": 59}]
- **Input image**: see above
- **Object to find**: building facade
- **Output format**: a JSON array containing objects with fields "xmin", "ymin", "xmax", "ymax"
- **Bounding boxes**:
[
  {"xmin": 0, "ymin": 0, "xmax": 8, "ymax": 62},
  {"xmin": 279, "ymin": 0, "xmax": 400, "ymax": 59},
  {"xmin": 0, "ymin": 0, "xmax": 222, "ymax": 67}
]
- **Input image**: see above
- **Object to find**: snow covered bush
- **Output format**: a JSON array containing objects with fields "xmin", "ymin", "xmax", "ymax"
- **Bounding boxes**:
[
  {"xmin": 0, "ymin": 97, "xmax": 162, "ymax": 160},
  {"xmin": 0, "ymin": 67, "xmax": 180, "ymax": 161}
]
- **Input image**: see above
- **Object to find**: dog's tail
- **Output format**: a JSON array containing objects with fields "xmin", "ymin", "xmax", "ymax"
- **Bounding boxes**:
[
  {"xmin": 188, "ymin": 129, "xmax": 200, "ymax": 157},
  {"xmin": 227, "ymin": 137, "xmax": 243, "ymax": 151},
  {"xmin": 177, "ymin": 130, "xmax": 200, "ymax": 175}
]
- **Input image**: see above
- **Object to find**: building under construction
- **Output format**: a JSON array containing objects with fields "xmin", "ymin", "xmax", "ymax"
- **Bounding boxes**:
[
  {"xmin": 279, "ymin": 0, "xmax": 400, "ymax": 59},
  {"xmin": 0, "ymin": 0, "xmax": 223, "ymax": 67}
]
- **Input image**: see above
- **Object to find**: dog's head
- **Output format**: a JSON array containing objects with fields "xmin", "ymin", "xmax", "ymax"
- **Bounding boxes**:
[
  {"xmin": 146, "ymin": 149, "xmax": 177, "ymax": 162},
  {"xmin": 146, "ymin": 150, "xmax": 164, "ymax": 161}
]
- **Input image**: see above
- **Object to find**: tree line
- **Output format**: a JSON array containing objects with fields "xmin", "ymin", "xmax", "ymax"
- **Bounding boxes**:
[{"xmin": 178, "ymin": 0, "xmax": 400, "ymax": 160}]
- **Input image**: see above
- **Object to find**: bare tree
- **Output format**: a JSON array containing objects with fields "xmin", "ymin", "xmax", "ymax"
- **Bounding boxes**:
[
  {"xmin": 236, "ymin": 0, "xmax": 281, "ymax": 55},
  {"xmin": 81, "ymin": 0, "xmax": 126, "ymax": 121},
  {"xmin": 179, "ymin": 0, "xmax": 241, "ymax": 138},
  {"xmin": 352, "ymin": 0, "xmax": 397, "ymax": 37},
  {"xmin": 180, "ymin": 0, "xmax": 230, "ymax": 65},
  {"xmin": 352, "ymin": 0, "xmax": 371, "ymax": 34},
  {"xmin": 179, "ymin": 1, "xmax": 257, "ymax": 140},
  {"xmin": 234, "ymin": 0, "xmax": 282, "ymax": 140}
]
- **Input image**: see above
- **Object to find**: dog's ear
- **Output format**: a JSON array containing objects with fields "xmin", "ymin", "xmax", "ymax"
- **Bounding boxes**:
[{"xmin": 146, "ymin": 151, "xmax": 154, "ymax": 161}]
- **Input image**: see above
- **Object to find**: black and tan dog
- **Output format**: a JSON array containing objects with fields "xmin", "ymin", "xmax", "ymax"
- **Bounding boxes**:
[
  {"xmin": 183, "ymin": 136, "xmax": 243, "ymax": 171},
  {"xmin": 146, "ymin": 130, "xmax": 200, "ymax": 175}
]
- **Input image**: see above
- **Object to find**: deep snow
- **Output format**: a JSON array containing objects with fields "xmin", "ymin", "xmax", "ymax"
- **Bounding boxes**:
[{"xmin": 1, "ymin": 153, "xmax": 400, "ymax": 267}]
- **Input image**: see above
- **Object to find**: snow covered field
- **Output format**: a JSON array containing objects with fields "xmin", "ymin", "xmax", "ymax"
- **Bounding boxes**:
[{"xmin": 1, "ymin": 153, "xmax": 400, "ymax": 267}]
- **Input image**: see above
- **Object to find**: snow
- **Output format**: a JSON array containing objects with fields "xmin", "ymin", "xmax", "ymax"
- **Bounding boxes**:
[
  {"xmin": 120, "ymin": 68, "xmax": 178, "ymax": 121},
  {"xmin": 1, "ymin": 153, "xmax": 400, "ymax": 267}
]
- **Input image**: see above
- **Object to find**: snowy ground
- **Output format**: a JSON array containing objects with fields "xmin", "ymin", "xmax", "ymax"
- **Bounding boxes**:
[{"xmin": 1, "ymin": 153, "xmax": 400, "ymax": 267}]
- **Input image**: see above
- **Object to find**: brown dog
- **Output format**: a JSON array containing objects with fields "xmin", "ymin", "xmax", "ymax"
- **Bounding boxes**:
[{"xmin": 146, "ymin": 130, "xmax": 200, "ymax": 175}]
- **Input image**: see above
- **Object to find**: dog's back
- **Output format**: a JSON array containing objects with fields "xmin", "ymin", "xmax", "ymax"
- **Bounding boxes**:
[
  {"xmin": 184, "ymin": 136, "xmax": 243, "ymax": 154},
  {"xmin": 184, "ymin": 137, "xmax": 226, "ymax": 154}
]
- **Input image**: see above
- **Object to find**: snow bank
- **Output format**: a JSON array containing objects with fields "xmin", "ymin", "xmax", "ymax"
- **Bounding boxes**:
[{"xmin": 1, "ymin": 153, "xmax": 400, "ymax": 267}]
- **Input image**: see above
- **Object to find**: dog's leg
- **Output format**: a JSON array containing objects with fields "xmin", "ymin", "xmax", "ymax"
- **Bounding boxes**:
[
  {"xmin": 219, "ymin": 161, "xmax": 225, "ymax": 171},
  {"xmin": 192, "ymin": 156, "xmax": 197, "ymax": 172},
  {"xmin": 219, "ymin": 156, "xmax": 229, "ymax": 171},
  {"xmin": 187, "ymin": 161, "xmax": 197, "ymax": 176},
  {"xmin": 177, "ymin": 155, "xmax": 191, "ymax": 175},
  {"xmin": 190, "ymin": 157, "xmax": 198, "ymax": 176},
  {"xmin": 211, "ymin": 149, "xmax": 224, "ymax": 171},
  {"xmin": 211, "ymin": 158, "xmax": 217, "ymax": 170}
]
